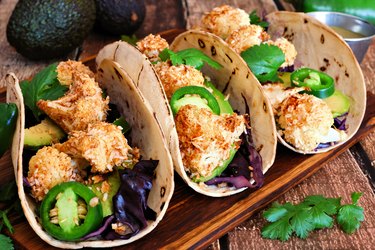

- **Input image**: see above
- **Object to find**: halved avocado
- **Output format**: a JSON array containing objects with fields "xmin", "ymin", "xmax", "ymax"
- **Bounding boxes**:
[{"xmin": 24, "ymin": 118, "xmax": 65, "ymax": 149}]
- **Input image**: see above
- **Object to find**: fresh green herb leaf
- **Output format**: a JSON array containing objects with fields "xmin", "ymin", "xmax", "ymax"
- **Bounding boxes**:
[
  {"xmin": 0, "ymin": 213, "xmax": 14, "ymax": 234},
  {"xmin": 159, "ymin": 48, "xmax": 222, "ymax": 70},
  {"xmin": 121, "ymin": 34, "xmax": 138, "ymax": 46},
  {"xmin": 241, "ymin": 44, "xmax": 285, "ymax": 83},
  {"xmin": 337, "ymin": 192, "xmax": 364, "ymax": 234},
  {"xmin": 0, "ymin": 234, "xmax": 14, "ymax": 250},
  {"xmin": 303, "ymin": 195, "xmax": 341, "ymax": 229},
  {"xmin": 249, "ymin": 10, "xmax": 269, "ymax": 28},
  {"xmin": 20, "ymin": 63, "xmax": 68, "ymax": 121},
  {"xmin": 0, "ymin": 181, "xmax": 17, "ymax": 202}
]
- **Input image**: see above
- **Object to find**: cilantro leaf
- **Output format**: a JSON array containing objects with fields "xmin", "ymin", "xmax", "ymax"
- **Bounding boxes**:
[
  {"xmin": 0, "ymin": 212, "xmax": 14, "ymax": 234},
  {"xmin": 262, "ymin": 203, "xmax": 294, "ymax": 241},
  {"xmin": 0, "ymin": 234, "xmax": 14, "ymax": 250},
  {"xmin": 0, "ymin": 181, "xmax": 17, "ymax": 202},
  {"xmin": 241, "ymin": 44, "xmax": 285, "ymax": 83},
  {"xmin": 159, "ymin": 48, "xmax": 222, "ymax": 70},
  {"xmin": 303, "ymin": 195, "xmax": 341, "ymax": 229},
  {"xmin": 249, "ymin": 10, "xmax": 269, "ymax": 28},
  {"xmin": 121, "ymin": 34, "xmax": 138, "ymax": 46},
  {"xmin": 337, "ymin": 192, "xmax": 364, "ymax": 234},
  {"xmin": 20, "ymin": 63, "xmax": 68, "ymax": 121}
]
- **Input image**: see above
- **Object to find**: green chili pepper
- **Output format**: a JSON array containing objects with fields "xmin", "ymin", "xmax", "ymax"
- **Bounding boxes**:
[
  {"xmin": 170, "ymin": 86, "xmax": 221, "ymax": 115},
  {"xmin": 287, "ymin": 0, "xmax": 375, "ymax": 25},
  {"xmin": 204, "ymin": 81, "xmax": 233, "ymax": 114},
  {"xmin": 0, "ymin": 103, "xmax": 18, "ymax": 158},
  {"xmin": 291, "ymin": 68, "xmax": 335, "ymax": 98},
  {"xmin": 40, "ymin": 182, "xmax": 103, "ymax": 241}
]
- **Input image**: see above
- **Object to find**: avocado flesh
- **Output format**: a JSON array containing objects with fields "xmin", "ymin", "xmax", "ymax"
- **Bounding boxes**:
[
  {"xmin": 205, "ymin": 81, "xmax": 233, "ymax": 114},
  {"xmin": 174, "ymin": 95, "xmax": 212, "ymax": 113},
  {"xmin": 24, "ymin": 118, "xmax": 65, "ymax": 149},
  {"xmin": 6, "ymin": 0, "xmax": 96, "ymax": 60},
  {"xmin": 323, "ymin": 89, "xmax": 351, "ymax": 118},
  {"xmin": 89, "ymin": 171, "xmax": 121, "ymax": 217}
]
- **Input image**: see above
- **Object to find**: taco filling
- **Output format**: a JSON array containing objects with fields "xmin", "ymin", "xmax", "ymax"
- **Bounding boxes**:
[
  {"xmin": 136, "ymin": 34, "xmax": 264, "ymax": 187},
  {"xmin": 197, "ymin": 5, "xmax": 351, "ymax": 153},
  {"xmin": 22, "ymin": 60, "xmax": 160, "ymax": 241}
]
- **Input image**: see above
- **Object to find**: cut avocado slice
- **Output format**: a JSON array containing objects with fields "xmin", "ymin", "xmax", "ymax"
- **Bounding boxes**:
[
  {"xmin": 24, "ymin": 118, "xmax": 65, "ymax": 149},
  {"xmin": 323, "ymin": 89, "xmax": 351, "ymax": 118},
  {"xmin": 205, "ymin": 81, "xmax": 233, "ymax": 114}
]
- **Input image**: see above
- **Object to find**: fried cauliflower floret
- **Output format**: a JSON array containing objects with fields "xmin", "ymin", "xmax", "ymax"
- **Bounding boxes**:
[
  {"xmin": 154, "ymin": 61, "xmax": 205, "ymax": 99},
  {"xmin": 27, "ymin": 146, "xmax": 84, "ymax": 201},
  {"xmin": 262, "ymin": 83, "xmax": 306, "ymax": 112},
  {"xmin": 136, "ymin": 34, "xmax": 169, "ymax": 62},
  {"xmin": 200, "ymin": 5, "xmax": 250, "ymax": 39},
  {"xmin": 37, "ymin": 72, "xmax": 109, "ymax": 133},
  {"xmin": 264, "ymin": 38, "xmax": 297, "ymax": 67},
  {"xmin": 55, "ymin": 122, "xmax": 138, "ymax": 173},
  {"xmin": 225, "ymin": 25, "xmax": 270, "ymax": 54},
  {"xmin": 56, "ymin": 60, "xmax": 95, "ymax": 86},
  {"xmin": 175, "ymin": 105, "xmax": 246, "ymax": 179},
  {"xmin": 277, "ymin": 93, "xmax": 334, "ymax": 152}
]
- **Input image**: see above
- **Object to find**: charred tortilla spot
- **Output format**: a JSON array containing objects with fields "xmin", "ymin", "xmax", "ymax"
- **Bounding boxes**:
[
  {"xmin": 184, "ymin": 37, "xmax": 187, "ymax": 41},
  {"xmin": 111, "ymin": 75, "xmax": 115, "ymax": 80},
  {"xmin": 304, "ymin": 19, "xmax": 308, "ymax": 24},
  {"xmin": 198, "ymin": 39, "xmax": 205, "ymax": 48},
  {"xmin": 160, "ymin": 202, "xmax": 165, "ymax": 211},
  {"xmin": 98, "ymin": 68, "xmax": 104, "ymax": 73},
  {"xmin": 125, "ymin": 100, "xmax": 130, "ymax": 109},
  {"xmin": 345, "ymin": 70, "xmax": 349, "ymax": 77},
  {"xmin": 283, "ymin": 27, "xmax": 288, "ymax": 35},
  {"xmin": 335, "ymin": 76, "xmax": 339, "ymax": 82},
  {"xmin": 232, "ymin": 69, "xmax": 236, "ymax": 75},
  {"xmin": 241, "ymin": 93, "xmax": 250, "ymax": 114},
  {"xmin": 160, "ymin": 187, "xmax": 166, "ymax": 198},
  {"xmin": 257, "ymin": 144, "xmax": 264, "ymax": 152},
  {"xmin": 320, "ymin": 66, "xmax": 326, "ymax": 71},
  {"xmin": 263, "ymin": 101, "xmax": 268, "ymax": 113},
  {"xmin": 225, "ymin": 53, "xmax": 233, "ymax": 63},
  {"xmin": 114, "ymin": 67, "xmax": 123, "ymax": 80},
  {"xmin": 246, "ymin": 72, "xmax": 250, "ymax": 79},
  {"xmin": 223, "ymin": 76, "xmax": 231, "ymax": 93},
  {"xmin": 211, "ymin": 45, "xmax": 217, "ymax": 56},
  {"xmin": 320, "ymin": 34, "xmax": 325, "ymax": 44}
]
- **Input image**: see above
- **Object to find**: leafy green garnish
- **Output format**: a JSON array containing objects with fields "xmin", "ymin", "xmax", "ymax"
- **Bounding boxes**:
[
  {"xmin": 159, "ymin": 48, "xmax": 222, "ymax": 70},
  {"xmin": 121, "ymin": 34, "xmax": 138, "ymax": 46},
  {"xmin": 241, "ymin": 44, "xmax": 285, "ymax": 83},
  {"xmin": 261, "ymin": 192, "xmax": 364, "ymax": 241},
  {"xmin": 0, "ymin": 234, "xmax": 13, "ymax": 250},
  {"xmin": 20, "ymin": 63, "xmax": 68, "ymax": 121},
  {"xmin": 337, "ymin": 192, "xmax": 364, "ymax": 234},
  {"xmin": 249, "ymin": 10, "xmax": 269, "ymax": 28}
]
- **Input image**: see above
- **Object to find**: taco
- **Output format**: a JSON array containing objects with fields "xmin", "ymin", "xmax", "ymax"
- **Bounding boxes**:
[
  {"xmin": 97, "ymin": 32, "xmax": 277, "ymax": 197},
  {"xmin": 5, "ymin": 59, "xmax": 174, "ymax": 248},
  {"xmin": 196, "ymin": 6, "xmax": 366, "ymax": 154}
]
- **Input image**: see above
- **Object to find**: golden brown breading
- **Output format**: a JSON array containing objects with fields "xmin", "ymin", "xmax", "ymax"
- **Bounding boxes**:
[
  {"xmin": 55, "ymin": 122, "xmax": 138, "ymax": 174},
  {"xmin": 57, "ymin": 60, "xmax": 95, "ymax": 86},
  {"xmin": 264, "ymin": 38, "xmax": 297, "ymax": 67},
  {"xmin": 200, "ymin": 5, "xmax": 250, "ymax": 39},
  {"xmin": 277, "ymin": 93, "xmax": 333, "ymax": 152},
  {"xmin": 226, "ymin": 25, "xmax": 270, "ymax": 54},
  {"xmin": 154, "ymin": 61, "xmax": 205, "ymax": 100},
  {"xmin": 37, "ymin": 72, "xmax": 109, "ymax": 133},
  {"xmin": 175, "ymin": 105, "xmax": 245, "ymax": 179},
  {"xmin": 27, "ymin": 146, "xmax": 85, "ymax": 201},
  {"xmin": 262, "ymin": 83, "xmax": 306, "ymax": 112},
  {"xmin": 136, "ymin": 34, "xmax": 169, "ymax": 62}
]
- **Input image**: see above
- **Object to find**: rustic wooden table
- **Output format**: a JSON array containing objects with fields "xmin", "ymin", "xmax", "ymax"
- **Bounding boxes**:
[{"xmin": 1, "ymin": 0, "xmax": 374, "ymax": 249}]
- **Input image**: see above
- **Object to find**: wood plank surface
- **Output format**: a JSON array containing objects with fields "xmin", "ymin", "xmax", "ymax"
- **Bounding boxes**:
[{"xmin": 1, "ymin": 0, "xmax": 375, "ymax": 249}]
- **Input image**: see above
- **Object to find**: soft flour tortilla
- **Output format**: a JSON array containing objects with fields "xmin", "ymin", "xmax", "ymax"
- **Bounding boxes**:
[
  {"xmin": 96, "ymin": 31, "xmax": 277, "ymax": 197},
  {"xmin": 266, "ymin": 11, "xmax": 366, "ymax": 154},
  {"xmin": 5, "ymin": 59, "xmax": 174, "ymax": 248}
]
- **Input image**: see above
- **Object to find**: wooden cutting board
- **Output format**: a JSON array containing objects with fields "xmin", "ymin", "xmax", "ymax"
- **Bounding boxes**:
[{"xmin": 1, "ymin": 36, "xmax": 375, "ymax": 250}]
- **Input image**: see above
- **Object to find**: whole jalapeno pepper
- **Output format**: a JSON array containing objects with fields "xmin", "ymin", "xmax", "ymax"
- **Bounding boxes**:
[
  {"xmin": 0, "ymin": 103, "xmax": 18, "ymax": 158},
  {"xmin": 40, "ymin": 181, "xmax": 103, "ymax": 241},
  {"xmin": 170, "ymin": 85, "xmax": 221, "ymax": 115},
  {"xmin": 291, "ymin": 68, "xmax": 335, "ymax": 98}
]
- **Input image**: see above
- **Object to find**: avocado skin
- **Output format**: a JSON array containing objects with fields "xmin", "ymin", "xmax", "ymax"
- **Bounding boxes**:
[
  {"xmin": 6, "ymin": 0, "xmax": 96, "ymax": 60},
  {"xmin": 95, "ymin": 0, "xmax": 145, "ymax": 35}
]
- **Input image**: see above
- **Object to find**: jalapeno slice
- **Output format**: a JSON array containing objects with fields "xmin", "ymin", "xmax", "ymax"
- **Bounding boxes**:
[
  {"xmin": 40, "ymin": 181, "xmax": 103, "ymax": 241},
  {"xmin": 170, "ymin": 86, "xmax": 221, "ymax": 115},
  {"xmin": 291, "ymin": 68, "xmax": 335, "ymax": 98}
]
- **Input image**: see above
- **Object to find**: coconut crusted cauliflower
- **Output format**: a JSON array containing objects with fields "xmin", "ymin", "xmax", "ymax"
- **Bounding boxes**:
[
  {"xmin": 27, "ymin": 146, "xmax": 85, "ymax": 201},
  {"xmin": 55, "ymin": 122, "xmax": 139, "ymax": 174},
  {"xmin": 136, "ymin": 34, "xmax": 169, "ymax": 62},
  {"xmin": 199, "ymin": 5, "xmax": 250, "ymax": 39},
  {"xmin": 277, "ymin": 93, "xmax": 334, "ymax": 152},
  {"xmin": 37, "ymin": 61, "xmax": 109, "ymax": 133},
  {"xmin": 175, "ymin": 104, "xmax": 246, "ymax": 179},
  {"xmin": 154, "ymin": 61, "xmax": 205, "ymax": 99},
  {"xmin": 262, "ymin": 83, "xmax": 306, "ymax": 112}
]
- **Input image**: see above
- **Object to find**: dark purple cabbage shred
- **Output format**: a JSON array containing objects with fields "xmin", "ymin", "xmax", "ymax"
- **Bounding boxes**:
[
  {"xmin": 205, "ymin": 127, "xmax": 264, "ymax": 189},
  {"xmin": 278, "ymin": 65, "xmax": 295, "ymax": 72},
  {"xmin": 103, "ymin": 160, "xmax": 158, "ymax": 240},
  {"xmin": 80, "ymin": 215, "xmax": 115, "ymax": 241},
  {"xmin": 334, "ymin": 113, "xmax": 348, "ymax": 131}
]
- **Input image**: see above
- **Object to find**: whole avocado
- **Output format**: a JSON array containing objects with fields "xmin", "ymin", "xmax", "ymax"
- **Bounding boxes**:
[
  {"xmin": 6, "ymin": 0, "xmax": 96, "ymax": 60},
  {"xmin": 95, "ymin": 0, "xmax": 146, "ymax": 35}
]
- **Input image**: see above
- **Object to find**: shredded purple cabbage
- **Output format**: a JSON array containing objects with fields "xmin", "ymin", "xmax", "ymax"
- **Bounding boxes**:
[
  {"xmin": 102, "ymin": 160, "xmax": 158, "ymax": 240},
  {"xmin": 80, "ymin": 215, "xmax": 115, "ymax": 241},
  {"xmin": 334, "ymin": 113, "xmax": 348, "ymax": 131},
  {"xmin": 205, "ymin": 127, "xmax": 264, "ymax": 189},
  {"xmin": 278, "ymin": 65, "xmax": 295, "ymax": 72}
]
